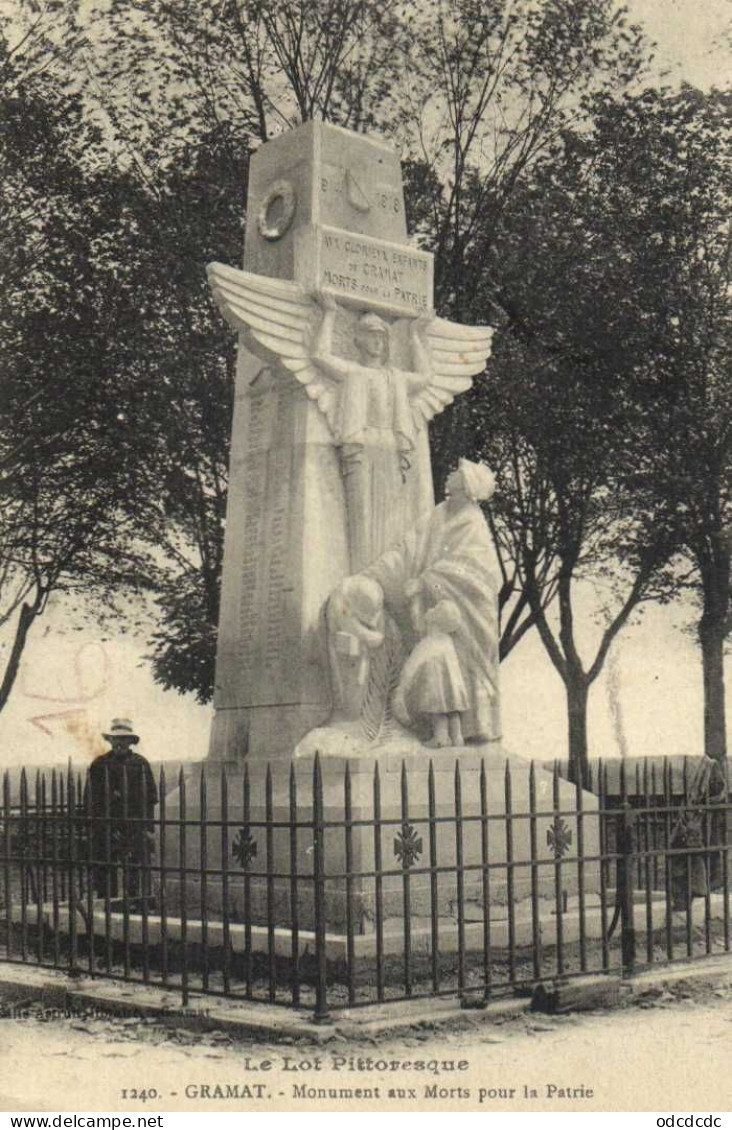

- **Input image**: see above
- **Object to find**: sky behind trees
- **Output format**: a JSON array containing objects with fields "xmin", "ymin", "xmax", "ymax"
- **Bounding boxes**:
[{"xmin": 633, "ymin": 0, "xmax": 729, "ymax": 88}]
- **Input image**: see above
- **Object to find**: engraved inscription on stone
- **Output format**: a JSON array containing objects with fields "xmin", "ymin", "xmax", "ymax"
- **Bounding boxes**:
[
  {"xmin": 237, "ymin": 380, "xmax": 276, "ymax": 682},
  {"xmin": 263, "ymin": 444, "xmax": 290, "ymax": 676},
  {"xmin": 317, "ymin": 225, "xmax": 432, "ymax": 314},
  {"xmin": 320, "ymin": 162, "xmax": 405, "ymax": 228},
  {"xmin": 236, "ymin": 376, "xmax": 295, "ymax": 701},
  {"xmin": 238, "ymin": 452, "xmax": 263, "ymax": 681}
]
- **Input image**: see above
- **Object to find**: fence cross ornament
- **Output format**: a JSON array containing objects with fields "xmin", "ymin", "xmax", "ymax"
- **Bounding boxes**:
[
  {"xmin": 394, "ymin": 823, "xmax": 423, "ymax": 868},
  {"xmin": 232, "ymin": 828, "xmax": 257, "ymax": 868},
  {"xmin": 547, "ymin": 816, "xmax": 572, "ymax": 859}
]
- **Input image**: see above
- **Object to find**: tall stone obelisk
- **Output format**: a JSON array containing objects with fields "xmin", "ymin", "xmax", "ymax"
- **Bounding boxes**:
[{"xmin": 208, "ymin": 123, "xmax": 436, "ymax": 762}]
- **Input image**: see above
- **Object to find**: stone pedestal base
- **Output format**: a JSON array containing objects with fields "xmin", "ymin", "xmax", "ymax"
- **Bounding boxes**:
[{"xmin": 158, "ymin": 748, "xmax": 600, "ymax": 933}]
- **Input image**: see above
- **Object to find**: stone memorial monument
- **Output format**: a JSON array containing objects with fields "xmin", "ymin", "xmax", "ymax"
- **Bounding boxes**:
[
  {"xmin": 205, "ymin": 121, "xmax": 494, "ymax": 762},
  {"xmin": 163, "ymin": 121, "xmax": 599, "ymax": 935}
]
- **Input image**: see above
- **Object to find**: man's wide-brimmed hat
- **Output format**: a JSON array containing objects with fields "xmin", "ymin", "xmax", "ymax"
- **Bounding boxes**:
[{"xmin": 103, "ymin": 717, "xmax": 139, "ymax": 743}]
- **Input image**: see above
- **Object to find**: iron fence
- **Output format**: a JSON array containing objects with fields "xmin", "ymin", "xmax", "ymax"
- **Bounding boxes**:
[{"xmin": 0, "ymin": 755, "xmax": 729, "ymax": 1021}]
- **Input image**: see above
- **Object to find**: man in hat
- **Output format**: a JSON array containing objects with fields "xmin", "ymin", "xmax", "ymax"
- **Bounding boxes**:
[{"xmin": 87, "ymin": 719, "xmax": 158, "ymax": 900}]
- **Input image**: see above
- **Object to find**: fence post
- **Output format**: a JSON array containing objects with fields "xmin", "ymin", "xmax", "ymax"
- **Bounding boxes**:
[
  {"xmin": 178, "ymin": 768, "xmax": 189, "ymax": 1008},
  {"xmin": 265, "ymin": 764, "xmax": 276, "ymax": 1004},
  {"xmin": 66, "ymin": 766, "xmax": 79, "ymax": 975},
  {"xmin": 373, "ymin": 762, "xmax": 385, "ymax": 1003},
  {"xmin": 3, "ymin": 773, "xmax": 12, "ymax": 961},
  {"xmin": 619, "ymin": 799, "xmax": 637, "ymax": 976},
  {"xmin": 290, "ymin": 764, "xmax": 302, "ymax": 1007},
  {"xmin": 312, "ymin": 753, "xmax": 329, "ymax": 1023},
  {"xmin": 20, "ymin": 769, "xmax": 29, "ymax": 962},
  {"xmin": 158, "ymin": 766, "xmax": 168, "ymax": 986}
]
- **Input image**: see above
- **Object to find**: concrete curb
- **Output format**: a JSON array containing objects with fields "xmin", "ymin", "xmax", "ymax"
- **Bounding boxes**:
[
  {"xmin": 0, "ymin": 955, "xmax": 730, "ymax": 1042},
  {"xmin": 622, "ymin": 955, "xmax": 732, "ymax": 996}
]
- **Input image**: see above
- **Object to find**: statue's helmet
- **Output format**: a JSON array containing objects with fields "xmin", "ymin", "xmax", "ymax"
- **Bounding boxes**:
[{"xmin": 357, "ymin": 312, "xmax": 389, "ymax": 335}]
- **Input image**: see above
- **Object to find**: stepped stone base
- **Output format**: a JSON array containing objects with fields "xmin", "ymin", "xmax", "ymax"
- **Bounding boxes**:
[{"xmin": 158, "ymin": 748, "xmax": 601, "ymax": 933}]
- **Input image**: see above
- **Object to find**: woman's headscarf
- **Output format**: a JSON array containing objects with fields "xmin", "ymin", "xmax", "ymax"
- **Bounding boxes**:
[{"xmin": 458, "ymin": 459, "xmax": 496, "ymax": 502}]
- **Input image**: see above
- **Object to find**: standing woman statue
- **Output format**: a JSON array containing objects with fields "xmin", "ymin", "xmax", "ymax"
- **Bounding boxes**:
[{"xmin": 327, "ymin": 459, "xmax": 502, "ymax": 748}]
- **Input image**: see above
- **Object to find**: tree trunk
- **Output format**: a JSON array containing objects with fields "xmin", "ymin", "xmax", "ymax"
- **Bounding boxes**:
[
  {"xmin": 566, "ymin": 672, "xmax": 589, "ymax": 783},
  {"xmin": 698, "ymin": 617, "xmax": 727, "ymax": 764},
  {"xmin": 0, "ymin": 600, "xmax": 40, "ymax": 713},
  {"xmin": 696, "ymin": 529, "xmax": 730, "ymax": 765}
]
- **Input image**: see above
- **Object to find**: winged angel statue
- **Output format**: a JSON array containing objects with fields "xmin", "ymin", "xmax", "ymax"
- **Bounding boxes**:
[{"xmin": 208, "ymin": 263, "xmax": 494, "ymax": 572}]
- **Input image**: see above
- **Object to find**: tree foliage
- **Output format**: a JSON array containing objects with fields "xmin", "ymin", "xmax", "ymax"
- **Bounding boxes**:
[
  {"xmin": 581, "ymin": 85, "xmax": 732, "ymax": 760},
  {"xmin": 95, "ymin": 132, "xmax": 249, "ymax": 701},
  {"xmin": 467, "ymin": 83, "xmax": 731, "ymax": 770},
  {"xmin": 0, "ymin": 23, "xmax": 147, "ymax": 709}
]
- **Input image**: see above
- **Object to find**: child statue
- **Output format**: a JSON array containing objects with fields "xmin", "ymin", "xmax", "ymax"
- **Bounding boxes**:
[{"xmin": 392, "ymin": 598, "xmax": 469, "ymax": 747}]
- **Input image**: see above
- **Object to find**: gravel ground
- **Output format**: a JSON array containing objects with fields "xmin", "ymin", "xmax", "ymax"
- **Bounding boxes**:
[{"xmin": 0, "ymin": 976, "xmax": 730, "ymax": 1113}]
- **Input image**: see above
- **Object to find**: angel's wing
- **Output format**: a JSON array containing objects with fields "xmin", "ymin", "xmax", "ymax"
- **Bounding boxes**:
[
  {"xmin": 207, "ymin": 263, "xmax": 338, "ymax": 429},
  {"xmin": 411, "ymin": 317, "xmax": 494, "ymax": 431}
]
